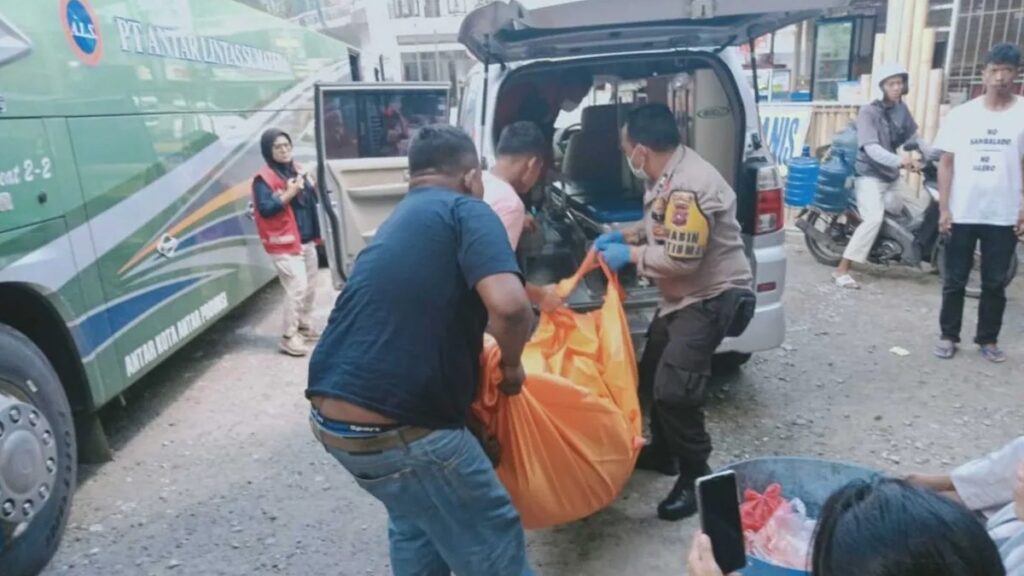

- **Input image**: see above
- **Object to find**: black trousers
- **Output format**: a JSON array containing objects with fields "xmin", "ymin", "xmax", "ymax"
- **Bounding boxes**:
[
  {"xmin": 640, "ymin": 288, "xmax": 755, "ymax": 480},
  {"xmin": 940, "ymin": 224, "xmax": 1018, "ymax": 345}
]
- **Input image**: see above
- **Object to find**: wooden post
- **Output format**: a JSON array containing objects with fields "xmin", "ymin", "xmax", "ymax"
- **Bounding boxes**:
[
  {"xmin": 923, "ymin": 68, "xmax": 945, "ymax": 144},
  {"xmin": 905, "ymin": 0, "xmax": 929, "ymax": 117},
  {"xmin": 897, "ymin": 0, "xmax": 916, "ymax": 72},
  {"xmin": 913, "ymin": 29, "xmax": 936, "ymax": 124},
  {"xmin": 885, "ymin": 0, "xmax": 903, "ymax": 71}
]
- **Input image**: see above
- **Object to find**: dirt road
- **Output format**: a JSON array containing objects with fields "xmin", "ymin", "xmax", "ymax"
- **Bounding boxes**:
[{"xmin": 41, "ymin": 237, "xmax": 1023, "ymax": 575}]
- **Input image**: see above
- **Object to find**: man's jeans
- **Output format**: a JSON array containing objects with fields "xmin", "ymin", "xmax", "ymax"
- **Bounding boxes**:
[
  {"xmin": 318, "ymin": 425, "xmax": 533, "ymax": 576},
  {"xmin": 940, "ymin": 224, "xmax": 1019, "ymax": 345}
]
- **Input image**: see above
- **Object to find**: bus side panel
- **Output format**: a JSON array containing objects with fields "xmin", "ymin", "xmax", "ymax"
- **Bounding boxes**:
[
  {"xmin": 0, "ymin": 220, "xmax": 114, "ymax": 402},
  {"xmin": 66, "ymin": 111, "xmax": 278, "ymax": 402},
  {"xmin": 43, "ymin": 117, "xmax": 124, "ymax": 406}
]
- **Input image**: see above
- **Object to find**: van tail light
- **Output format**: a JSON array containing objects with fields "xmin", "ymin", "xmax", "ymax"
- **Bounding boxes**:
[{"xmin": 755, "ymin": 166, "xmax": 784, "ymax": 235}]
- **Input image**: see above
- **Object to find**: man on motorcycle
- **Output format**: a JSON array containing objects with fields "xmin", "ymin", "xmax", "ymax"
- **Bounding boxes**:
[{"xmin": 833, "ymin": 63, "xmax": 932, "ymax": 289}]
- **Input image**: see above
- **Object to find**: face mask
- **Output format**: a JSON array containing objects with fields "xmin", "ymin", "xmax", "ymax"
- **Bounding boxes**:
[
  {"xmin": 627, "ymin": 148, "xmax": 647, "ymax": 180},
  {"xmin": 560, "ymin": 98, "xmax": 579, "ymax": 113}
]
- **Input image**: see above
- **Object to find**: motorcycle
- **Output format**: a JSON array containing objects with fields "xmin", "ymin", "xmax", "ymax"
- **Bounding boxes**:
[{"xmin": 795, "ymin": 148, "xmax": 1018, "ymax": 298}]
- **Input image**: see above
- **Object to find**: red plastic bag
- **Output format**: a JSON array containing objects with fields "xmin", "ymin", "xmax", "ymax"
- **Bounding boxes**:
[
  {"xmin": 741, "ymin": 483, "xmax": 785, "ymax": 533},
  {"xmin": 471, "ymin": 251, "xmax": 644, "ymax": 529},
  {"xmin": 747, "ymin": 497, "xmax": 817, "ymax": 571}
]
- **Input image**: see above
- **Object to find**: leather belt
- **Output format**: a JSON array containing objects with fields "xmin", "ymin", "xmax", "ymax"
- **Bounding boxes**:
[{"xmin": 309, "ymin": 416, "xmax": 432, "ymax": 454}]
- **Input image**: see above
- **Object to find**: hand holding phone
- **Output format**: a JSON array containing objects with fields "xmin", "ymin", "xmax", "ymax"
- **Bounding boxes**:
[{"xmin": 696, "ymin": 470, "xmax": 747, "ymax": 574}]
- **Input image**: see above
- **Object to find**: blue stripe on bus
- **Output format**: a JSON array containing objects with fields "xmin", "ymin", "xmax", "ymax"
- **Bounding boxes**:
[
  {"xmin": 72, "ymin": 277, "xmax": 203, "ymax": 357},
  {"xmin": 175, "ymin": 215, "xmax": 249, "ymax": 252}
]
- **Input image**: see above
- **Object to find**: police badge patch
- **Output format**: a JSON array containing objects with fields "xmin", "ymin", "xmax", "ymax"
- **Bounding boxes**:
[{"xmin": 662, "ymin": 190, "xmax": 709, "ymax": 259}]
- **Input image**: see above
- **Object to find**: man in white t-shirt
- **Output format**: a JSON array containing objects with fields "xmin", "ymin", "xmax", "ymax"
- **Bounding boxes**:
[
  {"xmin": 484, "ymin": 121, "xmax": 563, "ymax": 312},
  {"xmin": 932, "ymin": 43, "xmax": 1024, "ymax": 362}
]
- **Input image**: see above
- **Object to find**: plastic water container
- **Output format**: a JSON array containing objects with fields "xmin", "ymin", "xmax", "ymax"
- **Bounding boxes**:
[
  {"xmin": 830, "ymin": 124, "xmax": 859, "ymax": 170},
  {"xmin": 784, "ymin": 146, "xmax": 819, "ymax": 207},
  {"xmin": 813, "ymin": 151, "xmax": 853, "ymax": 213}
]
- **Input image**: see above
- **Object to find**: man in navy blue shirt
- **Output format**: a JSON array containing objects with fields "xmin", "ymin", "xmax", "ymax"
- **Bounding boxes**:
[{"xmin": 307, "ymin": 125, "xmax": 535, "ymax": 575}]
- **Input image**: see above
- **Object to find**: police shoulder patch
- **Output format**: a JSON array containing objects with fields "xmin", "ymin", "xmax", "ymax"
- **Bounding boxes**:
[{"xmin": 662, "ymin": 190, "xmax": 709, "ymax": 260}]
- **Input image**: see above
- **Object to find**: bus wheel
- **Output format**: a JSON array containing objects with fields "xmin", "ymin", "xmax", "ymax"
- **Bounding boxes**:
[{"xmin": 0, "ymin": 324, "xmax": 76, "ymax": 576}]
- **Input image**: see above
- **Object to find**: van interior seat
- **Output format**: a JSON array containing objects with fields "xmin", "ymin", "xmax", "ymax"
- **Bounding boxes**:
[
  {"xmin": 563, "ymin": 104, "xmax": 622, "ymax": 187},
  {"xmin": 561, "ymin": 104, "xmax": 644, "ymax": 225}
]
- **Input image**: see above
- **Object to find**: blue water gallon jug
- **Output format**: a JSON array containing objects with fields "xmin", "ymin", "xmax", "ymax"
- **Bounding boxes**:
[
  {"xmin": 814, "ymin": 151, "xmax": 853, "ymax": 213},
  {"xmin": 785, "ymin": 146, "xmax": 819, "ymax": 207},
  {"xmin": 831, "ymin": 123, "xmax": 859, "ymax": 170}
]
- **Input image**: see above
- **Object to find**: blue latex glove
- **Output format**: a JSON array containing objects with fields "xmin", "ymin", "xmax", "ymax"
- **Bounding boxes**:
[
  {"xmin": 594, "ymin": 230, "xmax": 624, "ymax": 251},
  {"xmin": 599, "ymin": 243, "xmax": 633, "ymax": 272}
]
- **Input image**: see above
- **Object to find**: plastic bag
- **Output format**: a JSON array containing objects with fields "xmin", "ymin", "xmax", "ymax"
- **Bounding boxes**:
[
  {"xmin": 747, "ymin": 497, "xmax": 817, "ymax": 571},
  {"xmin": 471, "ymin": 250, "xmax": 644, "ymax": 529},
  {"xmin": 741, "ymin": 483, "xmax": 785, "ymax": 533}
]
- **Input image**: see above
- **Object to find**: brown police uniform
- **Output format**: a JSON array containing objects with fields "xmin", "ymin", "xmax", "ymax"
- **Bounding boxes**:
[{"xmin": 632, "ymin": 145, "xmax": 755, "ymax": 480}]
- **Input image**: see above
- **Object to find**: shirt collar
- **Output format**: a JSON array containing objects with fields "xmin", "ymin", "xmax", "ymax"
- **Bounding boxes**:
[{"xmin": 647, "ymin": 146, "xmax": 687, "ymax": 196}]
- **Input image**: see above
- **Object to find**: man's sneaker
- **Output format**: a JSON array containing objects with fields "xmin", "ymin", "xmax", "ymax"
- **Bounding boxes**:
[
  {"xmin": 279, "ymin": 335, "xmax": 309, "ymax": 357},
  {"xmin": 298, "ymin": 325, "xmax": 321, "ymax": 342},
  {"xmin": 980, "ymin": 344, "xmax": 1007, "ymax": 364}
]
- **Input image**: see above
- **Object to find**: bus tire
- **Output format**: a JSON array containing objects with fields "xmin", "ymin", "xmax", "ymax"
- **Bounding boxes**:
[{"xmin": 0, "ymin": 324, "xmax": 76, "ymax": 576}]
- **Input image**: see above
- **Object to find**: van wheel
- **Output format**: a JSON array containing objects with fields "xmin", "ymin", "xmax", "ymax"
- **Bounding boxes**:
[
  {"xmin": 712, "ymin": 352, "xmax": 752, "ymax": 375},
  {"xmin": 0, "ymin": 324, "xmax": 76, "ymax": 576}
]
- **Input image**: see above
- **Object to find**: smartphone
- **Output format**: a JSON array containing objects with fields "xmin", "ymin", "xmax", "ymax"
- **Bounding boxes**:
[{"xmin": 696, "ymin": 470, "xmax": 747, "ymax": 573}]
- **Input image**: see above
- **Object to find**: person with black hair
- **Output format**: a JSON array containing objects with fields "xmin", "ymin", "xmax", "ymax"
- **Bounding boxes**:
[
  {"xmin": 688, "ymin": 477, "xmax": 1008, "ymax": 576},
  {"xmin": 933, "ymin": 43, "xmax": 1024, "ymax": 362},
  {"xmin": 595, "ymin": 103, "xmax": 755, "ymax": 521},
  {"xmin": 252, "ymin": 128, "xmax": 322, "ymax": 357},
  {"xmin": 306, "ymin": 125, "xmax": 535, "ymax": 575},
  {"xmin": 483, "ymin": 121, "xmax": 563, "ymax": 312}
]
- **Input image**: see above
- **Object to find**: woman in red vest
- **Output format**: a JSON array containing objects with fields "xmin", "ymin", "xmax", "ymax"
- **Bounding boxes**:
[{"xmin": 253, "ymin": 128, "xmax": 322, "ymax": 357}]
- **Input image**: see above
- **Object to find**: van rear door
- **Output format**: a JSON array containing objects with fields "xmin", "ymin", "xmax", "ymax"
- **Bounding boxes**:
[
  {"xmin": 313, "ymin": 83, "xmax": 450, "ymax": 288},
  {"xmin": 459, "ymin": 0, "xmax": 850, "ymax": 63}
]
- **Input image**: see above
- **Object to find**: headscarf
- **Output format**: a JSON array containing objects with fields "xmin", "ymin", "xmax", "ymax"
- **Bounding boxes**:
[{"xmin": 260, "ymin": 128, "xmax": 298, "ymax": 180}]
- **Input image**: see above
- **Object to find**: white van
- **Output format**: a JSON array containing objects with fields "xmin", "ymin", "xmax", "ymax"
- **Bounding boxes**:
[{"xmin": 315, "ymin": 0, "xmax": 851, "ymax": 369}]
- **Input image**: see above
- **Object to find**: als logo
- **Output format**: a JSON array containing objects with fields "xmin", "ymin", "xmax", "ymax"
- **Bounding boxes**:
[{"xmin": 60, "ymin": 0, "xmax": 103, "ymax": 66}]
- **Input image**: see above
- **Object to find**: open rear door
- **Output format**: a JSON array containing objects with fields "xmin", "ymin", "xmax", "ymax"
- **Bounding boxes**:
[
  {"xmin": 460, "ymin": 0, "xmax": 850, "ymax": 63},
  {"xmin": 314, "ymin": 83, "xmax": 450, "ymax": 288}
]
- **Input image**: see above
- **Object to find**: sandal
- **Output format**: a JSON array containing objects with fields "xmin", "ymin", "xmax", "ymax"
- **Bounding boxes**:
[
  {"xmin": 980, "ymin": 344, "xmax": 1007, "ymax": 364},
  {"xmin": 833, "ymin": 273, "xmax": 860, "ymax": 289},
  {"xmin": 933, "ymin": 339, "xmax": 956, "ymax": 360}
]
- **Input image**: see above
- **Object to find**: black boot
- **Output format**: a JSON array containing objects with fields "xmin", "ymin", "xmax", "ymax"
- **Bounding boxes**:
[
  {"xmin": 635, "ymin": 442, "xmax": 679, "ymax": 476},
  {"xmin": 656, "ymin": 462, "xmax": 712, "ymax": 522}
]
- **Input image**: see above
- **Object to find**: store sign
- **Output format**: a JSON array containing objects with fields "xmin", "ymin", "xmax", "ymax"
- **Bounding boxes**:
[{"xmin": 760, "ymin": 105, "xmax": 812, "ymax": 167}]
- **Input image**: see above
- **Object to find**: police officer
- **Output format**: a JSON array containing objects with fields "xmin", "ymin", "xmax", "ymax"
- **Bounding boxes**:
[{"xmin": 596, "ymin": 103, "xmax": 756, "ymax": 521}]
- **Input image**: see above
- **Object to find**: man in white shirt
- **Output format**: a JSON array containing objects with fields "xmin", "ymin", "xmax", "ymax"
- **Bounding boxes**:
[
  {"xmin": 932, "ymin": 43, "xmax": 1024, "ymax": 362},
  {"xmin": 483, "ymin": 121, "xmax": 563, "ymax": 312}
]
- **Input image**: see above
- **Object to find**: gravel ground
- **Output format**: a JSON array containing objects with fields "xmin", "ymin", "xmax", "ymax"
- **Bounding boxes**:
[{"xmin": 41, "ymin": 235, "xmax": 1023, "ymax": 575}]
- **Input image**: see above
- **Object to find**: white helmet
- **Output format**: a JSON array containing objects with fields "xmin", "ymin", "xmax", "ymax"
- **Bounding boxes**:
[{"xmin": 874, "ymin": 62, "xmax": 909, "ymax": 96}]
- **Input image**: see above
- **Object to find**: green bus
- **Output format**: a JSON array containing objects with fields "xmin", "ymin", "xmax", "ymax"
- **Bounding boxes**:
[{"xmin": 0, "ymin": 1, "xmax": 357, "ymax": 573}]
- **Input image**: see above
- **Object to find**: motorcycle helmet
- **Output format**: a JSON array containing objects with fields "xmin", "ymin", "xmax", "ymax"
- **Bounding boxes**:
[{"xmin": 874, "ymin": 62, "xmax": 910, "ymax": 98}]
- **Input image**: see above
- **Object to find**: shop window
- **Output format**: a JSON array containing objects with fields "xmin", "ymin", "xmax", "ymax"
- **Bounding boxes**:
[{"xmin": 389, "ymin": 0, "xmax": 420, "ymax": 18}]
